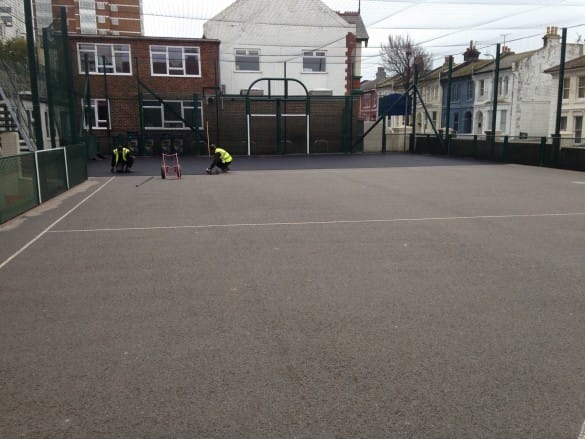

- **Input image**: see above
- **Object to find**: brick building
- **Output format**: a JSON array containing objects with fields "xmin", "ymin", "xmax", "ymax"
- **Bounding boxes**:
[
  {"xmin": 34, "ymin": 0, "xmax": 142, "ymax": 36},
  {"xmin": 69, "ymin": 34, "xmax": 220, "ymax": 154}
]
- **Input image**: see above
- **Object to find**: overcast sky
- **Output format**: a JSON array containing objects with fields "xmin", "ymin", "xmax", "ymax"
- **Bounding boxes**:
[{"xmin": 142, "ymin": 0, "xmax": 585, "ymax": 79}]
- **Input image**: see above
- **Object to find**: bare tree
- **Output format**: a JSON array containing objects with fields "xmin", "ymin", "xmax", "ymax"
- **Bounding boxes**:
[{"xmin": 379, "ymin": 35, "xmax": 433, "ymax": 88}]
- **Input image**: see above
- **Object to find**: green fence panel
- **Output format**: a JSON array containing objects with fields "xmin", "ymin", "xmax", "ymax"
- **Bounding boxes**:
[
  {"xmin": 0, "ymin": 153, "xmax": 39, "ymax": 223},
  {"xmin": 67, "ymin": 143, "xmax": 88, "ymax": 187},
  {"xmin": 37, "ymin": 149, "xmax": 67, "ymax": 202}
]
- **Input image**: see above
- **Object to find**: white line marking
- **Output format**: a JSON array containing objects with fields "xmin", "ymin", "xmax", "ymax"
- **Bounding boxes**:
[
  {"xmin": 572, "ymin": 181, "xmax": 585, "ymax": 185},
  {"xmin": 578, "ymin": 419, "xmax": 585, "ymax": 439},
  {"xmin": 0, "ymin": 177, "xmax": 115, "ymax": 271},
  {"xmin": 48, "ymin": 211, "xmax": 585, "ymax": 234}
]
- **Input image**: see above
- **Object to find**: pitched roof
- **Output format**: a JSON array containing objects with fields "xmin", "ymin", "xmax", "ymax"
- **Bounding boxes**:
[
  {"xmin": 545, "ymin": 54, "xmax": 585, "ymax": 73},
  {"xmin": 441, "ymin": 59, "xmax": 492, "ymax": 80},
  {"xmin": 206, "ymin": 0, "xmax": 353, "ymax": 29},
  {"xmin": 473, "ymin": 50, "xmax": 538, "ymax": 74}
]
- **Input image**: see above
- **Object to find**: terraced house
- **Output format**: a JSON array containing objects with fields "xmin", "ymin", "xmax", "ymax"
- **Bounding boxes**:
[{"xmin": 545, "ymin": 54, "xmax": 585, "ymax": 146}]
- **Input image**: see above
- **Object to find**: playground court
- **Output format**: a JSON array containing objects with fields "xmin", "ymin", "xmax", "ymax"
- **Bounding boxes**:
[{"xmin": 1, "ymin": 153, "xmax": 585, "ymax": 438}]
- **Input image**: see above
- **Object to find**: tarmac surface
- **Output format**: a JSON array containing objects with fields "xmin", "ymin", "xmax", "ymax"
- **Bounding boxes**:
[{"xmin": 1, "ymin": 153, "xmax": 584, "ymax": 438}]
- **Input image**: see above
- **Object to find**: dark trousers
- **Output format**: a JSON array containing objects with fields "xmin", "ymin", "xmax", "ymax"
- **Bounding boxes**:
[
  {"xmin": 112, "ymin": 155, "xmax": 134, "ymax": 170},
  {"xmin": 209, "ymin": 155, "xmax": 231, "ymax": 171}
]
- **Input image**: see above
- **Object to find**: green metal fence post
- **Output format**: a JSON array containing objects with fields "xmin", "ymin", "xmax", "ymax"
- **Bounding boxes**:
[
  {"xmin": 553, "ymin": 28, "xmax": 567, "ymax": 164},
  {"xmin": 445, "ymin": 56, "xmax": 453, "ymax": 155},
  {"xmin": 135, "ymin": 57, "xmax": 145, "ymax": 155},
  {"xmin": 539, "ymin": 137, "xmax": 546, "ymax": 166},
  {"xmin": 42, "ymin": 28, "xmax": 57, "ymax": 149},
  {"xmin": 503, "ymin": 135, "xmax": 508, "ymax": 162},
  {"xmin": 102, "ymin": 56, "xmax": 111, "ymax": 149},
  {"xmin": 382, "ymin": 116, "xmax": 387, "ymax": 153},
  {"xmin": 193, "ymin": 93, "xmax": 200, "ymax": 155},
  {"xmin": 276, "ymin": 98, "xmax": 282, "ymax": 154},
  {"xmin": 491, "ymin": 44, "xmax": 501, "ymax": 160},
  {"xmin": 61, "ymin": 7, "xmax": 77, "ymax": 145},
  {"xmin": 24, "ymin": 0, "xmax": 44, "ymax": 150}
]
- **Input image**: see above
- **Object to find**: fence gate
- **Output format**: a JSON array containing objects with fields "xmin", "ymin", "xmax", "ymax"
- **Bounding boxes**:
[{"xmin": 245, "ymin": 78, "xmax": 310, "ymax": 155}]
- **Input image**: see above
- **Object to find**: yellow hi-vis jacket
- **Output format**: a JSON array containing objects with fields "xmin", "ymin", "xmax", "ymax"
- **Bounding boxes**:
[
  {"xmin": 113, "ymin": 147, "xmax": 131, "ymax": 165},
  {"xmin": 215, "ymin": 147, "xmax": 232, "ymax": 164}
]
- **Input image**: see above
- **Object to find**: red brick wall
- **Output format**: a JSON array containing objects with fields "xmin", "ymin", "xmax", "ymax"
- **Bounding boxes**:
[{"xmin": 69, "ymin": 35, "xmax": 220, "ymax": 152}]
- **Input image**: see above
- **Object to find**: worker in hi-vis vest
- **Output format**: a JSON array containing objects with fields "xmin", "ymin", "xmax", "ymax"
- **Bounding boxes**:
[
  {"xmin": 111, "ymin": 145, "xmax": 135, "ymax": 173},
  {"xmin": 206, "ymin": 144, "xmax": 233, "ymax": 174}
]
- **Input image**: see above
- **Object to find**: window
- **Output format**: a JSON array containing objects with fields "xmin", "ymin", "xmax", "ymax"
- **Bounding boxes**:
[
  {"xmin": 303, "ymin": 50, "xmax": 326, "ymax": 73},
  {"xmin": 499, "ymin": 109, "xmax": 507, "ymax": 132},
  {"xmin": 453, "ymin": 112, "xmax": 459, "ymax": 132},
  {"xmin": 111, "ymin": 17, "xmax": 119, "ymax": 25},
  {"xmin": 563, "ymin": 78, "xmax": 570, "ymax": 99},
  {"xmin": 143, "ymin": 100, "xmax": 203, "ymax": 129},
  {"xmin": 150, "ymin": 46, "xmax": 201, "ymax": 77},
  {"xmin": 110, "ymin": 4, "xmax": 118, "ymax": 11},
  {"xmin": 97, "ymin": 15, "xmax": 106, "ymax": 23},
  {"xmin": 464, "ymin": 111, "xmax": 472, "ymax": 133},
  {"xmin": 235, "ymin": 48, "xmax": 260, "ymax": 71},
  {"xmin": 560, "ymin": 116, "xmax": 567, "ymax": 131},
  {"xmin": 479, "ymin": 79, "xmax": 485, "ymax": 97},
  {"xmin": 432, "ymin": 111, "xmax": 437, "ymax": 126},
  {"xmin": 467, "ymin": 79, "xmax": 473, "ymax": 100},
  {"xmin": 77, "ymin": 43, "xmax": 131, "ymax": 74},
  {"xmin": 503, "ymin": 77, "xmax": 509, "ymax": 95},
  {"xmin": 579, "ymin": 77, "xmax": 585, "ymax": 99},
  {"xmin": 452, "ymin": 84, "xmax": 459, "ymax": 101},
  {"xmin": 575, "ymin": 116, "xmax": 583, "ymax": 143},
  {"xmin": 82, "ymin": 99, "xmax": 110, "ymax": 129},
  {"xmin": 96, "ymin": 2, "xmax": 106, "ymax": 9}
]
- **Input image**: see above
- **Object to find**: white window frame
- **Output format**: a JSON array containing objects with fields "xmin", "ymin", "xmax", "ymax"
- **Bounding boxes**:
[
  {"xmin": 81, "ymin": 98, "xmax": 110, "ymax": 130},
  {"xmin": 96, "ymin": 2, "xmax": 106, "ymax": 9},
  {"xmin": 97, "ymin": 15, "xmax": 106, "ymax": 24},
  {"xmin": 142, "ymin": 100, "xmax": 203, "ymax": 130},
  {"xmin": 77, "ymin": 43, "xmax": 131, "ymax": 75},
  {"xmin": 479, "ymin": 79, "xmax": 485, "ymax": 97},
  {"xmin": 150, "ymin": 45, "xmax": 201, "ymax": 77},
  {"xmin": 563, "ymin": 78, "xmax": 570, "ymax": 99},
  {"xmin": 111, "ymin": 17, "xmax": 119, "ymax": 26},
  {"xmin": 499, "ymin": 109, "xmax": 507, "ymax": 132},
  {"xmin": 110, "ymin": 4, "xmax": 118, "ymax": 12},
  {"xmin": 302, "ymin": 50, "xmax": 326, "ymax": 73},
  {"xmin": 235, "ymin": 48, "xmax": 260, "ymax": 72},
  {"xmin": 575, "ymin": 115, "xmax": 583, "ymax": 143},
  {"xmin": 578, "ymin": 76, "xmax": 585, "ymax": 99}
]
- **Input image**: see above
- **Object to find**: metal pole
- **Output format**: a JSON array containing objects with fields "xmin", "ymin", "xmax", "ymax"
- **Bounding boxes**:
[
  {"xmin": 102, "ymin": 56, "xmax": 111, "ymax": 143},
  {"xmin": 491, "ymin": 43, "xmax": 501, "ymax": 158},
  {"xmin": 412, "ymin": 63, "xmax": 418, "ymax": 153},
  {"xmin": 24, "ymin": 0, "xmax": 44, "ymax": 150},
  {"xmin": 135, "ymin": 56, "xmax": 145, "ymax": 154},
  {"xmin": 553, "ymin": 28, "xmax": 567, "ymax": 162},
  {"xmin": 445, "ymin": 56, "xmax": 453, "ymax": 154},
  {"xmin": 42, "ymin": 28, "xmax": 57, "ymax": 148},
  {"xmin": 214, "ymin": 59, "xmax": 220, "ymax": 146},
  {"xmin": 61, "ymin": 7, "xmax": 77, "ymax": 144},
  {"xmin": 84, "ymin": 54, "xmax": 92, "ymax": 135}
]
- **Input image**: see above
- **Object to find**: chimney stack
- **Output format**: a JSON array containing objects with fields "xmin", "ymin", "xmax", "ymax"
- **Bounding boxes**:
[
  {"xmin": 376, "ymin": 66, "xmax": 386, "ymax": 81},
  {"xmin": 543, "ymin": 25, "xmax": 561, "ymax": 47}
]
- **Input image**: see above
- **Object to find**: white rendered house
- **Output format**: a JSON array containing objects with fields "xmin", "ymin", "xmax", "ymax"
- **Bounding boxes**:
[
  {"xmin": 202, "ymin": 0, "xmax": 368, "ymax": 97},
  {"xmin": 472, "ymin": 27, "xmax": 583, "ymax": 138},
  {"xmin": 545, "ymin": 55, "xmax": 585, "ymax": 146}
]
